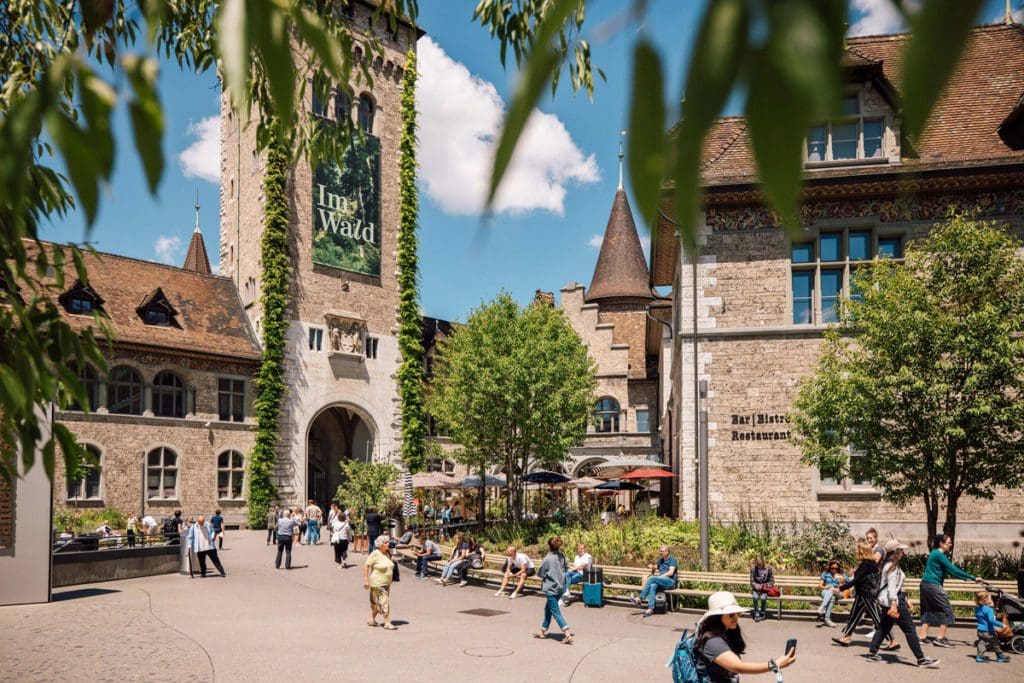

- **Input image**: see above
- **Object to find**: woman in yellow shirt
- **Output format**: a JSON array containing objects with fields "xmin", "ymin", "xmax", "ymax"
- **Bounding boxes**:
[{"xmin": 363, "ymin": 535, "xmax": 397, "ymax": 630}]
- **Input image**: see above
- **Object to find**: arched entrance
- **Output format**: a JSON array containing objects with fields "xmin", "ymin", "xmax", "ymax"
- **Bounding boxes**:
[{"xmin": 306, "ymin": 404, "xmax": 376, "ymax": 512}]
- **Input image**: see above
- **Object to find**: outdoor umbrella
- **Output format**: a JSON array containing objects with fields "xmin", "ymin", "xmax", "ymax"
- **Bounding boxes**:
[
  {"xmin": 619, "ymin": 468, "xmax": 678, "ymax": 481},
  {"xmin": 402, "ymin": 471, "xmax": 416, "ymax": 519},
  {"xmin": 522, "ymin": 470, "xmax": 571, "ymax": 484},
  {"xmin": 589, "ymin": 457, "xmax": 668, "ymax": 479},
  {"xmin": 459, "ymin": 474, "xmax": 507, "ymax": 488},
  {"xmin": 593, "ymin": 480, "xmax": 643, "ymax": 491},
  {"xmin": 392, "ymin": 472, "xmax": 461, "ymax": 489}
]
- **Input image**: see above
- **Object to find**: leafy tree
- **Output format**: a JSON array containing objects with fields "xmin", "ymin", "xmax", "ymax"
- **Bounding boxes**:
[
  {"xmin": 335, "ymin": 459, "xmax": 400, "ymax": 518},
  {"xmin": 790, "ymin": 214, "xmax": 1024, "ymax": 545},
  {"xmin": 397, "ymin": 49, "xmax": 427, "ymax": 474},
  {"xmin": 428, "ymin": 293, "xmax": 596, "ymax": 521},
  {"xmin": 473, "ymin": 0, "xmax": 986, "ymax": 246}
]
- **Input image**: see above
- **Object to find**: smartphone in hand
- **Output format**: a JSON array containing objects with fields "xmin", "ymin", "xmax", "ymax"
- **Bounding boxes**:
[{"xmin": 785, "ymin": 638, "xmax": 797, "ymax": 656}]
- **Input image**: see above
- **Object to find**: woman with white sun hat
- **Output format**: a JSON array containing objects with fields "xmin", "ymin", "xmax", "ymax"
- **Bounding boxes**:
[{"xmin": 696, "ymin": 591, "xmax": 796, "ymax": 682}]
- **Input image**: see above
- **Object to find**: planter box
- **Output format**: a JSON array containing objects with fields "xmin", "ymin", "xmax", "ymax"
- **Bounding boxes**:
[{"xmin": 52, "ymin": 545, "xmax": 180, "ymax": 587}]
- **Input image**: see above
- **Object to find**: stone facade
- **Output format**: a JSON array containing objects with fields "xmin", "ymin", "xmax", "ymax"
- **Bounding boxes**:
[{"xmin": 219, "ymin": 3, "xmax": 418, "ymax": 508}]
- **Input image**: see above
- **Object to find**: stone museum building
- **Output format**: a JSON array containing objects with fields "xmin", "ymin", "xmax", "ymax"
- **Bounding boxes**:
[{"xmin": 651, "ymin": 23, "xmax": 1024, "ymax": 545}]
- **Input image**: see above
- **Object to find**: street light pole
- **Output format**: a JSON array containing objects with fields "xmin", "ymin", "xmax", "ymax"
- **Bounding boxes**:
[{"xmin": 699, "ymin": 379, "xmax": 709, "ymax": 570}]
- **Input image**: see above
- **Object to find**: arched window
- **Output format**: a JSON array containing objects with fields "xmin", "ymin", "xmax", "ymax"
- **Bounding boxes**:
[
  {"xmin": 593, "ymin": 397, "xmax": 620, "ymax": 433},
  {"xmin": 67, "ymin": 444, "xmax": 102, "ymax": 500},
  {"xmin": 152, "ymin": 371, "xmax": 186, "ymax": 418},
  {"xmin": 146, "ymin": 446, "xmax": 178, "ymax": 500},
  {"xmin": 217, "ymin": 450, "xmax": 245, "ymax": 500},
  {"xmin": 69, "ymin": 364, "xmax": 99, "ymax": 412},
  {"xmin": 358, "ymin": 94, "xmax": 375, "ymax": 134},
  {"xmin": 335, "ymin": 88, "xmax": 351, "ymax": 121},
  {"xmin": 108, "ymin": 366, "xmax": 143, "ymax": 415}
]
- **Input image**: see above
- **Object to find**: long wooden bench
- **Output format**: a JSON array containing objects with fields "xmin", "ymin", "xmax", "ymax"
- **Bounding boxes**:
[{"xmin": 397, "ymin": 545, "xmax": 1016, "ymax": 619}]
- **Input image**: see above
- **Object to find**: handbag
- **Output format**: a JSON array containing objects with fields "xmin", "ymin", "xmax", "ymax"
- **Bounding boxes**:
[
  {"xmin": 392, "ymin": 561, "xmax": 401, "ymax": 582},
  {"xmin": 766, "ymin": 586, "xmax": 781, "ymax": 598}
]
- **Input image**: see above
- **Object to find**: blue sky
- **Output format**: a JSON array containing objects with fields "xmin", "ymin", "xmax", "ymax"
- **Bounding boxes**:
[{"xmin": 43, "ymin": 0, "xmax": 1021, "ymax": 322}]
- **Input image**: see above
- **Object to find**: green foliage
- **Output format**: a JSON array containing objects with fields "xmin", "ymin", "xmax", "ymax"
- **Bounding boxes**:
[
  {"xmin": 247, "ymin": 137, "xmax": 288, "ymax": 528},
  {"xmin": 54, "ymin": 505, "xmax": 127, "ymax": 533},
  {"xmin": 334, "ymin": 460, "xmax": 400, "ymax": 518},
  {"xmin": 397, "ymin": 50, "xmax": 427, "ymax": 474},
  {"xmin": 791, "ymin": 214, "xmax": 1024, "ymax": 543},
  {"xmin": 428, "ymin": 293, "xmax": 596, "ymax": 521},
  {"xmin": 473, "ymin": 0, "xmax": 983, "ymax": 249}
]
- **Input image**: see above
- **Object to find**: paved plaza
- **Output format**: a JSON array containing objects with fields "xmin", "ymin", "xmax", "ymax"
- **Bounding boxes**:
[{"xmin": 1, "ymin": 532, "xmax": 1020, "ymax": 682}]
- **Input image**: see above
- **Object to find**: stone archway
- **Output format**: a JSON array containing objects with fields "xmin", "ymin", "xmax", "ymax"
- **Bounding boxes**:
[{"xmin": 306, "ymin": 404, "xmax": 376, "ymax": 512}]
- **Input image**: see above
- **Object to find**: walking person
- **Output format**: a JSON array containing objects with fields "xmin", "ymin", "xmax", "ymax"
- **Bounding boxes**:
[
  {"xmin": 363, "ymin": 536, "xmax": 397, "ymax": 630},
  {"xmin": 974, "ymin": 590, "xmax": 1011, "ymax": 663},
  {"xmin": 364, "ymin": 507, "xmax": 383, "ymax": 554},
  {"xmin": 294, "ymin": 508, "xmax": 306, "ymax": 545},
  {"xmin": 748, "ymin": 556, "xmax": 774, "ymax": 622},
  {"xmin": 275, "ymin": 509, "xmax": 298, "ymax": 569},
  {"xmin": 866, "ymin": 539, "xmax": 940, "ymax": 668},
  {"xmin": 833, "ymin": 540, "xmax": 896, "ymax": 649},
  {"xmin": 304, "ymin": 499, "xmax": 323, "ymax": 545},
  {"xmin": 330, "ymin": 512, "xmax": 352, "ymax": 568},
  {"xmin": 534, "ymin": 536, "xmax": 574, "ymax": 645},
  {"xmin": 694, "ymin": 591, "xmax": 796, "ymax": 681},
  {"xmin": 265, "ymin": 505, "xmax": 277, "ymax": 545},
  {"xmin": 918, "ymin": 534, "xmax": 985, "ymax": 648},
  {"xmin": 187, "ymin": 516, "xmax": 226, "ymax": 577},
  {"xmin": 126, "ymin": 514, "xmax": 138, "ymax": 548},
  {"xmin": 210, "ymin": 509, "xmax": 224, "ymax": 550}
]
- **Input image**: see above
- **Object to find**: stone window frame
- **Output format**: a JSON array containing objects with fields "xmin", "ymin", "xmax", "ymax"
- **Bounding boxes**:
[
  {"xmin": 357, "ymin": 92, "xmax": 376, "ymax": 135},
  {"xmin": 216, "ymin": 449, "xmax": 246, "ymax": 501},
  {"xmin": 152, "ymin": 370, "xmax": 186, "ymax": 419},
  {"xmin": 786, "ymin": 218, "xmax": 908, "ymax": 326},
  {"xmin": 66, "ymin": 443, "xmax": 104, "ymax": 503},
  {"xmin": 107, "ymin": 365, "xmax": 144, "ymax": 415},
  {"xmin": 308, "ymin": 325, "xmax": 324, "ymax": 352},
  {"xmin": 365, "ymin": 335, "xmax": 379, "ymax": 359},
  {"xmin": 593, "ymin": 396, "xmax": 621, "ymax": 433},
  {"xmin": 804, "ymin": 85, "xmax": 888, "ymax": 166},
  {"xmin": 426, "ymin": 457, "xmax": 455, "ymax": 474},
  {"xmin": 814, "ymin": 446, "xmax": 882, "ymax": 500},
  {"xmin": 217, "ymin": 376, "xmax": 247, "ymax": 423},
  {"xmin": 635, "ymin": 407, "xmax": 651, "ymax": 434},
  {"xmin": 146, "ymin": 445, "xmax": 180, "ymax": 501}
]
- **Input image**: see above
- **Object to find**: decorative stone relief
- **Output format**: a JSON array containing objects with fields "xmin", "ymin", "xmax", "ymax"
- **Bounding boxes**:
[{"xmin": 325, "ymin": 311, "xmax": 366, "ymax": 359}]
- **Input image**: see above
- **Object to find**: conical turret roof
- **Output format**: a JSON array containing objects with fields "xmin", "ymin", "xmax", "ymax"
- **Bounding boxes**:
[
  {"xmin": 182, "ymin": 202, "xmax": 212, "ymax": 275},
  {"xmin": 585, "ymin": 189, "xmax": 652, "ymax": 302}
]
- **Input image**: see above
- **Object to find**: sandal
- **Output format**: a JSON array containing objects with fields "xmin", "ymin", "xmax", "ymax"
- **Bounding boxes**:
[
  {"xmin": 562, "ymin": 633, "xmax": 574, "ymax": 645},
  {"xmin": 831, "ymin": 637, "xmax": 850, "ymax": 647},
  {"xmin": 367, "ymin": 620, "xmax": 379, "ymax": 628},
  {"xmin": 532, "ymin": 631, "xmax": 547, "ymax": 639}
]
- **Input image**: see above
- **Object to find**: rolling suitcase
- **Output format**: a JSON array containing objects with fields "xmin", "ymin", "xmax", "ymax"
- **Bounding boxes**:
[
  {"xmin": 582, "ymin": 581, "xmax": 604, "ymax": 607},
  {"xmin": 585, "ymin": 566, "xmax": 604, "ymax": 585},
  {"xmin": 654, "ymin": 592, "xmax": 668, "ymax": 614}
]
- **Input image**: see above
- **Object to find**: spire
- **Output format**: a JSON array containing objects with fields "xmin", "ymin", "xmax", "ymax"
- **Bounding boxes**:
[
  {"xmin": 617, "ymin": 130, "xmax": 625, "ymax": 190},
  {"xmin": 585, "ymin": 187, "xmax": 652, "ymax": 303},
  {"xmin": 182, "ymin": 196, "xmax": 212, "ymax": 274}
]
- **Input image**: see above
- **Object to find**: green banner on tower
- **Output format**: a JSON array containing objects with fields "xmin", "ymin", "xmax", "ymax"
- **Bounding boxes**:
[{"xmin": 312, "ymin": 134, "xmax": 381, "ymax": 276}]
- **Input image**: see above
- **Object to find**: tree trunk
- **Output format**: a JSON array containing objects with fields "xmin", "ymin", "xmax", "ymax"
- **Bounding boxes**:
[
  {"xmin": 477, "ymin": 462, "xmax": 486, "ymax": 528},
  {"xmin": 924, "ymin": 489, "xmax": 939, "ymax": 548},
  {"xmin": 943, "ymin": 491, "xmax": 959, "ymax": 552}
]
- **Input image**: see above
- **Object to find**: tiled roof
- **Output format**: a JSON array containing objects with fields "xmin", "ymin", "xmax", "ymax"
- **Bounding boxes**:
[
  {"xmin": 700, "ymin": 23, "xmax": 1024, "ymax": 185},
  {"xmin": 25, "ymin": 241, "xmax": 261, "ymax": 361},
  {"xmin": 585, "ymin": 189, "xmax": 653, "ymax": 303}
]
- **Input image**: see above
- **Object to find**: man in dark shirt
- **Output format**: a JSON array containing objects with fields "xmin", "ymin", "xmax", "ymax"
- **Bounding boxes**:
[
  {"xmin": 210, "ymin": 509, "xmax": 224, "ymax": 550},
  {"xmin": 364, "ymin": 508, "xmax": 383, "ymax": 554},
  {"xmin": 275, "ymin": 510, "xmax": 299, "ymax": 569},
  {"xmin": 634, "ymin": 545, "xmax": 678, "ymax": 617}
]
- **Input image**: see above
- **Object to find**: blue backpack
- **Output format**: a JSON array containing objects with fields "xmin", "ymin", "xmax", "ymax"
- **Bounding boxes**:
[{"xmin": 667, "ymin": 628, "xmax": 708, "ymax": 683}]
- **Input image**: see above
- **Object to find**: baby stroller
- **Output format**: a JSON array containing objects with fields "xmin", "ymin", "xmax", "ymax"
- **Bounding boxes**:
[{"xmin": 982, "ymin": 582, "xmax": 1024, "ymax": 654}]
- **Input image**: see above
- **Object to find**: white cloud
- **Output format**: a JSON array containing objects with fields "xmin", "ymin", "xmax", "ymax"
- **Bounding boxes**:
[
  {"xmin": 416, "ymin": 37, "xmax": 599, "ymax": 216},
  {"xmin": 588, "ymin": 234, "xmax": 603, "ymax": 248},
  {"xmin": 639, "ymin": 235, "xmax": 651, "ymax": 253},
  {"xmin": 154, "ymin": 235, "xmax": 182, "ymax": 264},
  {"xmin": 179, "ymin": 116, "xmax": 220, "ymax": 183},
  {"xmin": 848, "ymin": 0, "xmax": 916, "ymax": 37}
]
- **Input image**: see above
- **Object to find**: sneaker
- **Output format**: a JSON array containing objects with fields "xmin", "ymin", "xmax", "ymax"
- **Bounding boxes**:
[
  {"xmin": 508, "ymin": 593, "xmax": 518, "ymax": 600},
  {"xmin": 435, "ymin": 578, "xmax": 445, "ymax": 585},
  {"xmin": 494, "ymin": 590, "xmax": 505, "ymax": 597},
  {"xmin": 975, "ymin": 656, "xmax": 988, "ymax": 663},
  {"xmin": 865, "ymin": 654, "xmax": 883, "ymax": 663},
  {"xmin": 458, "ymin": 580, "xmax": 468, "ymax": 587},
  {"xmin": 824, "ymin": 619, "xmax": 837, "ymax": 628},
  {"xmin": 996, "ymin": 655, "xmax": 1010, "ymax": 663},
  {"xmin": 558, "ymin": 599, "xmax": 567, "ymax": 607},
  {"xmin": 642, "ymin": 609, "xmax": 654, "ymax": 619},
  {"xmin": 932, "ymin": 638, "xmax": 953, "ymax": 648},
  {"xmin": 917, "ymin": 657, "xmax": 940, "ymax": 668}
]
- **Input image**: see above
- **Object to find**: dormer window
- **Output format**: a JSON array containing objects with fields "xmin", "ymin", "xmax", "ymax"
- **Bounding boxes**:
[
  {"xmin": 59, "ymin": 280, "xmax": 104, "ymax": 316},
  {"xmin": 806, "ymin": 90, "xmax": 886, "ymax": 164},
  {"xmin": 137, "ymin": 287, "xmax": 179, "ymax": 327}
]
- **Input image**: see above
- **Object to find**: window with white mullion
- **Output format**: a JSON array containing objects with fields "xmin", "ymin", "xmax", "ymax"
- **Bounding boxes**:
[{"xmin": 805, "ymin": 89, "xmax": 885, "ymax": 163}]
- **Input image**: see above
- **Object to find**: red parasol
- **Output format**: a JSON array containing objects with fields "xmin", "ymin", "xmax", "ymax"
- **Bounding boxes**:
[{"xmin": 619, "ymin": 468, "xmax": 678, "ymax": 480}]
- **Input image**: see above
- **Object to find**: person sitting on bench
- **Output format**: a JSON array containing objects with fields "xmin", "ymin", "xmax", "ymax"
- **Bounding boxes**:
[
  {"xmin": 562, "ymin": 542, "xmax": 593, "ymax": 605},
  {"xmin": 634, "ymin": 545, "xmax": 678, "ymax": 618},
  {"xmin": 415, "ymin": 537, "xmax": 442, "ymax": 578},
  {"xmin": 495, "ymin": 545, "xmax": 535, "ymax": 599}
]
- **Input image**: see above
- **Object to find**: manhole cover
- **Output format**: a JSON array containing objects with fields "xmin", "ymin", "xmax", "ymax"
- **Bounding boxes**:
[
  {"xmin": 459, "ymin": 608, "xmax": 508, "ymax": 617},
  {"xmin": 464, "ymin": 647, "xmax": 514, "ymax": 658}
]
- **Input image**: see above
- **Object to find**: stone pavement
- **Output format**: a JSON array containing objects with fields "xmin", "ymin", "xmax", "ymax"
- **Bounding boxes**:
[{"xmin": 1, "ymin": 531, "xmax": 1020, "ymax": 682}]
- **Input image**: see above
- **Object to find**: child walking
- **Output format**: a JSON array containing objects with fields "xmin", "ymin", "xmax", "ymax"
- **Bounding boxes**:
[{"xmin": 974, "ymin": 591, "xmax": 1010, "ymax": 663}]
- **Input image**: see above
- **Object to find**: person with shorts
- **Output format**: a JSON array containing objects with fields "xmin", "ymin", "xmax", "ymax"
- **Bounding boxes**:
[
  {"xmin": 495, "ymin": 546, "xmax": 535, "ymax": 599},
  {"xmin": 363, "ymin": 536, "xmax": 397, "ymax": 630}
]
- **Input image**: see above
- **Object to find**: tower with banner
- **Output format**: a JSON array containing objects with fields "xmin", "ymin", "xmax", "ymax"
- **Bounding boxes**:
[{"xmin": 219, "ymin": 3, "xmax": 422, "ymax": 509}]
